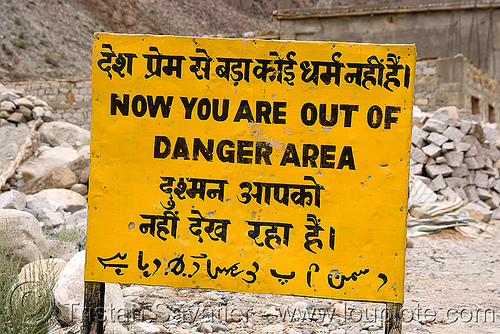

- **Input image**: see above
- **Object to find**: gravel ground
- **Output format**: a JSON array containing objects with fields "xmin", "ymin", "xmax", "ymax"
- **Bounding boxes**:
[
  {"xmin": 106, "ymin": 220, "xmax": 499, "ymax": 334},
  {"xmin": 402, "ymin": 221, "xmax": 500, "ymax": 334}
]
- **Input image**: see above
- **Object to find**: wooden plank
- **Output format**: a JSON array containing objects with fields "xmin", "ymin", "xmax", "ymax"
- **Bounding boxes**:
[
  {"xmin": 82, "ymin": 281, "xmax": 105, "ymax": 334},
  {"xmin": 385, "ymin": 302, "xmax": 403, "ymax": 334}
]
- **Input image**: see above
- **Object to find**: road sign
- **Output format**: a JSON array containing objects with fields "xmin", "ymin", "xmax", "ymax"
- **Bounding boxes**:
[{"xmin": 85, "ymin": 33, "xmax": 415, "ymax": 304}]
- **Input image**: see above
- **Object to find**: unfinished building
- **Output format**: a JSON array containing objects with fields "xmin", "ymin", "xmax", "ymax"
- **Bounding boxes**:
[{"xmin": 273, "ymin": 1, "xmax": 500, "ymax": 122}]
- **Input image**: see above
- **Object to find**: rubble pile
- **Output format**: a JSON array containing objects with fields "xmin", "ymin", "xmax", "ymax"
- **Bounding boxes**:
[
  {"xmin": 0, "ymin": 86, "xmax": 55, "ymax": 126},
  {"xmin": 410, "ymin": 106, "xmax": 500, "ymax": 222}
]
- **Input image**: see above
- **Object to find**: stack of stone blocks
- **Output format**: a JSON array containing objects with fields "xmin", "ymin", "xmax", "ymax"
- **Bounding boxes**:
[{"xmin": 411, "ymin": 106, "xmax": 500, "ymax": 220}]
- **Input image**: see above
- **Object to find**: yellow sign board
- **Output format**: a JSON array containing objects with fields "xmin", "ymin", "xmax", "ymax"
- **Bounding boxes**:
[{"xmin": 85, "ymin": 33, "xmax": 415, "ymax": 303}]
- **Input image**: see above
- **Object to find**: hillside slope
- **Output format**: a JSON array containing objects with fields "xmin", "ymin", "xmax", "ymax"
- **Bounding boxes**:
[{"xmin": 0, "ymin": 0, "xmax": 318, "ymax": 82}]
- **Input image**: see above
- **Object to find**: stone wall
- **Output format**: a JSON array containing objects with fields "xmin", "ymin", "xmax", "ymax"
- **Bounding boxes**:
[
  {"xmin": 3, "ymin": 54, "xmax": 500, "ymax": 129},
  {"xmin": 4, "ymin": 79, "xmax": 91, "ymax": 130},
  {"xmin": 414, "ymin": 55, "xmax": 500, "ymax": 123}
]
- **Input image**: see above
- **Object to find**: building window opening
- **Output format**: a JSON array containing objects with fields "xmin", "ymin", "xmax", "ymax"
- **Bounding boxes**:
[
  {"xmin": 471, "ymin": 96, "xmax": 479, "ymax": 115},
  {"xmin": 488, "ymin": 104, "xmax": 495, "ymax": 123}
]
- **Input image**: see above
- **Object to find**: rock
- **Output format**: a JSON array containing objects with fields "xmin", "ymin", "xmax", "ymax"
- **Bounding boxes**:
[
  {"xmin": 486, "ymin": 148, "xmax": 500, "ymax": 161},
  {"xmin": 445, "ymin": 177, "xmax": 467, "ymax": 189},
  {"xmin": 53, "ymin": 251, "xmax": 124, "ymax": 326},
  {"xmin": 464, "ymin": 202, "xmax": 492, "ymax": 223},
  {"xmin": 131, "ymin": 322, "xmax": 162, "ymax": 333},
  {"xmin": 261, "ymin": 324, "xmax": 285, "ymax": 333},
  {"xmin": 422, "ymin": 118, "xmax": 446, "ymax": 133},
  {"xmin": 426, "ymin": 132, "xmax": 448, "ymax": 146},
  {"xmin": 442, "ymin": 141, "xmax": 455, "ymax": 151},
  {"xmin": 18, "ymin": 258, "xmax": 66, "ymax": 283},
  {"xmin": 41, "ymin": 209, "xmax": 67, "ymax": 232},
  {"xmin": 0, "ymin": 100, "xmax": 16, "ymax": 112},
  {"xmin": 19, "ymin": 105, "xmax": 32, "ymax": 119},
  {"xmin": 444, "ymin": 151, "xmax": 463, "ymax": 167},
  {"xmin": 32, "ymin": 106, "xmax": 45, "ymax": 119},
  {"xmin": 123, "ymin": 296, "xmax": 140, "ymax": 313},
  {"xmin": 38, "ymin": 121, "xmax": 90, "ymax": 147},
  {"xmin": 66, "ymin": 204, "xmax": 87, "ymax": 214},
  {"xmin": 68, "ymin": 155, "xmax": 90, "ymax": 184},
  {"xmin": 40, "ymin": 108, "xmax": 55, "ymax": 122},
  {"xmin": 25, "ymin": 194, "xmax": 60, "ymax": 217},
  {"xmin": 33, "ymin": 98, "xmax": 48, "ymax": 107},
  {"xmin": 468, "ymin": 123, "xmax": 486, "ymax": 142},
  {"xmin": 464, "ymin": 186, "xmax": 480, "ymax": 202},
  {"xmin": 411, "ymin": 126, "xmax": 428, "ymax": 147},
  {"xmin": 465, "ymin": 145, "xmax": 478, "ymax": 157},
  {"xmin": 0, "ymin": 209, "xmax": 48, "ymax": 267},
  {"xmin": 7, "ymin": 111, "xmax": 26, "ymax": 123},
  {"xmin": 151, "ymin": 298, "xmax": 171, "ymax": 318},
  {"xmin": 422, "ymin": 143, "xmax": 442, "ymax": 158},
  {"xmin": 435, "ymin": 156, "xmax": 446, "ymax": 164},
  {"xmin": 428, "ymin": 174, "xmax": 446, "ymax": 192},
  {"xmin": 410, "ymin": 147, "xmax": 428, "ymax": 164},
  {"xmin": 477, "ymin": 188, "xmax": 492, "ymax": 201},
  {"xmin": 211, "ymin": 323, "xmax": 228, "ymax": 332},
  {"xmin": 197, "ymin": 323, "xmax": 213, "ymax": 333},
  {"xmin": 482, "ymin": 124, "xmax": 498, "ymax": 148},
  {"xmin": 105, "ymin": 323, "xmax": 130, "ymax": 334},
  {"xmin": 13, "ymin": 97, "xmax": 34, "ymax": 109},
  {"xmin": 1, "ymin": 91, "xmax": 21, "ymax": 102},
  {"xmin": 122, "ymin": 286, "xmax": 147, "ymax": 297},
  {"xmin": 0, "ymin": 189, "xmax": 27, "ymax": 210},
  {"xmin": 410, "ymin": 163, "xmax": 423, "ymax": 175},
  {"xmin": 456, "ymin": 142, "xmax": 471, "ymax": 152},
  {"xmin": 77, "ymin": 144, "xmax": 90, "ymax": 158},
  {"xmin": 463, "ymin": 157, "xmax": 479, "ymax": 169},
  {"xmin": 19, "ymin": 146, "xmax": 80, "ymax": 181},
  {"xmin": 439, "ymin": 187, "xmax": 459, "ymax": 198},
  {"xmin": 20, "ymin": 165, "xmax": 79, "ymax": 195},
  {"xmin": 486, "ymin": 191, "xmax": 500, "ymax": 209},
  {"xmin": 46, "ymin": 239, "xmax": 80, "ymax": 261},
  {"xmin": 474, "ymin": 171, "xmax": 489, "ymax": 188},
  {"xmin": 64, "ymin": 208, "xmax": 87, "ymax": 249},
  {"xmin": 34, "ymin": 188, "xmax": 87, "ymax": 211},
  {"xmin": 71, "ymin": 183, "xmax": 88, "ymax": 195},
  {"xmin": 264, "ymin": 306, "xmax": 280, "ymax": 316},
  {"xmin": 0, "ymin": 127, "xmax": 29, "ymax": 173},
  {"xmin": 424, "ymin": 164, "xmax": 453, "ymax": 178},
  {"xmin": 442, "ymin": 125, "xmax": 465, "ymax": 142}
]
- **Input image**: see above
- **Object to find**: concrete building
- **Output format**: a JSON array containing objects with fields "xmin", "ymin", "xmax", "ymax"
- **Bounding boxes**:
[
  {"xmin": 415, "ymin": 54, "xmax": 500, "ymax": 122},
  {"xmin": 273, "ymin": 1, "xmax": 500, "ymax": 122}
]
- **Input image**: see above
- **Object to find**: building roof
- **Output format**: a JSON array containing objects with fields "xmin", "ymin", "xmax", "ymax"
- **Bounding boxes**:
[{"xmin": 273, "ymin": 1, "xmax": 500, "ymax": 20}]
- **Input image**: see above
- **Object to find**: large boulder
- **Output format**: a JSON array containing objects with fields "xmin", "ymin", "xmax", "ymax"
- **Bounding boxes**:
[
  {"xmin": 53, "ymin": 251, "xmax": 125, "ymax": 326},
  {"xmin": 0, "ymin": 126, "xmax": 29, "ymax": 174},
  {"xmin": 25, "ymin": 194, "xmax": 61, "ymax": 218},
  {"xmin": 68, "ymin": 155, "xmax": 90, "ymax": 184},
  {"xmin": 33, "ymin": 189, "xmax": 87, "ymax": 211},
  {"xmin": 18, "ymin": 258, "xmax": 67, "ymax": 284},
  {"xmin": 0, "ymin": 209, "xmax": 48, "ymax": 267},
  {"xmin": 19, "ymin": 146, "xmax": 80, "ymax": 181},
  {"xmin": 38, "ymin": 121, "xmax": 90, "ymax": 148},
  {"xmin": 20, "ymin": 166, "xmax": 79, "ymax": 194},
  {"xmin": 0, "ymin": 189, "xmax": 27, "ymax": 210}
]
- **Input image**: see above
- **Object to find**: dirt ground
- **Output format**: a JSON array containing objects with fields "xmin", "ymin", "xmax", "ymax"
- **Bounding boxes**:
[
  {"xmin": 401, "ymin": 221, "xmax": 500, "ymax": 334},
  {"xmin": 111, "ymin": 221, "xmax": 500, "ymax": 333}
]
